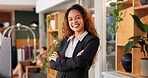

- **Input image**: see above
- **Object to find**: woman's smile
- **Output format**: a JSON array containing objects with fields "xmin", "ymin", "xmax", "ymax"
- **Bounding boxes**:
[{"xmin": 72, "ymin": 24, "xmax": 80, "ymax": 28}]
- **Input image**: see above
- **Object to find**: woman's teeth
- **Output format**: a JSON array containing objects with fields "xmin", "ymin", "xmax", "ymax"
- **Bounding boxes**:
[{"xmin": 73, "ymin": 24, "xmax": 79, "ymax": 28}]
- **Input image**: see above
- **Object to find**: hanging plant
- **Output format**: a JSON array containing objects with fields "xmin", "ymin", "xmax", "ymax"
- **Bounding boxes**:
[{"xmin": 109, "ymin": 0, "xmax": 126, "ymax": 33}]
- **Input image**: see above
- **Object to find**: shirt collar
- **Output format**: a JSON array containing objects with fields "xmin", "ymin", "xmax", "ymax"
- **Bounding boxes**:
[{"xmin": 67, "ymin": 31, "xmax": 88, "ymax": 42}]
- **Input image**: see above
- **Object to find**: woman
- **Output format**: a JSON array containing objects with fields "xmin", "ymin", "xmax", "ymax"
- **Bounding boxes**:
[
  {"xmin": 50, "ymin": 4, "xmax": 100, "ymax": 78},
  {"xmin": 13, "ymin": 47, "xmax": 47, "ymax": 78}
]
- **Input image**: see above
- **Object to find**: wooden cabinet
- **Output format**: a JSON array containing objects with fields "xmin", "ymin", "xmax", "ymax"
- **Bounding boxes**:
[
  {"xmin": 46, "ymin": 12, "xmax": 64, "ymax": 47},
  {"xmin": 116, "ymin": 0, "xmax": 148, "ymax": 77},
  {"xmin": 46, "ymin": 12, "xmax": 64, "ymax": 78},
  {"xmin": 16, "ymin": 39, "xmax": 39, "ymax": 49}
]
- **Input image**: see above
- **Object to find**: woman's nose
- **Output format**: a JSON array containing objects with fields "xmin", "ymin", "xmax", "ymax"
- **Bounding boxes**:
[{"xmin": 73, "ymin": 18, "xmax": 78, "ymax": 23}]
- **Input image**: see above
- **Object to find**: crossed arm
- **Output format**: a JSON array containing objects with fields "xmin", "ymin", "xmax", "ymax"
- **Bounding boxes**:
[
  {"xmin": 50, "ymin": 37, "xmax": 99, "ymax": 72},
  {"xmin": 50, "ymin": 50, "xmax": 83, "ymax": 61}
]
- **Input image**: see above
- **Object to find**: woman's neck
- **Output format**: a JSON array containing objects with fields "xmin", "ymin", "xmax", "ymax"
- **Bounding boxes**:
[{"xmin": 74, "ymin": 30, "xmax": 85, "ymax": 38}]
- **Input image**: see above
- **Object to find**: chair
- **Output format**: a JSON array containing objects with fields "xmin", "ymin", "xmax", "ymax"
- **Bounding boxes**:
[
  {"xmin": 23, "ymin": 51, "xmax": 48, "ymax": 78},
  {"xmin": 23, "ymin": 66, "xmax": 47, "ymax": 78}
]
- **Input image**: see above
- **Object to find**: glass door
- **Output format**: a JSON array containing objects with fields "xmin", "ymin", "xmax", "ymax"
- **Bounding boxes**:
[{"xmin": 106, "ymin": 0, "xmax": 116, "ymax": 71}]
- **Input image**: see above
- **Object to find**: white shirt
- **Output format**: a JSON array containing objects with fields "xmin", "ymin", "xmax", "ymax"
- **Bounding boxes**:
[
  {"xmin": 65, "ymin": 31, "xmax": 88, "ymax": 58},
  {"xmin": 0, "ymin": 33, "xmax": 2, "ymax": 46}
]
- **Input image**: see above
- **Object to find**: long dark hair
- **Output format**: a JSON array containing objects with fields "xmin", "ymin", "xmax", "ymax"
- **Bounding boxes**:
[
  {"xmin": 63, "ymin": 4, "xmax": 98, "ymax": 38},
  {"xmin": 42, "ymin": 46, "xmax": 47, "ymax": 50}
]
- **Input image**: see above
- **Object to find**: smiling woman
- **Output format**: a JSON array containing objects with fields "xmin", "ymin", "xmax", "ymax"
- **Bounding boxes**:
[
  {"xmin": 67, "ymin": 9, "xmax": 85, "ymax": 36},
  {"xmin": 50, "ymin": 4, "xmax": 100, "ymax": 78}
]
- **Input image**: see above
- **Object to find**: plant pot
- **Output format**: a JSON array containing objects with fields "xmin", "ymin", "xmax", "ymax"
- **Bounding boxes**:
[
  {"xmin": 140, "ymin": 0, "xmax": 148, "ymax": 5},
  {"xmin": 121, "ymin": 53, "xmax": 132, "ymax": 72},
  {"xmin": 140, "ymin": 58, "xmax": 148, "ymax": 76}
]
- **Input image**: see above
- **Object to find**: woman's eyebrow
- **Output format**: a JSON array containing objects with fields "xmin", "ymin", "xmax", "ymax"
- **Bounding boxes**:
[
  {"xmin": 75, "ymin": 15, "xmax": 81, "ymax": 17},
  {"xmin": 68, "ymin": 17, "xmax": 72, "ymax": 19},
  {"xmin": 68, "ymin": 15, "xmax": 81, "ymax": 18}
]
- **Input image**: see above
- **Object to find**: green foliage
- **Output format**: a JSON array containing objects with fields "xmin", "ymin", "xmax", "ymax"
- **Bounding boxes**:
[
  {"xmin": 27, "ymin": 53, "xmax": 47, "ymax": 73},
  {"xmin": 40, "ymin": 59, "xmax": 48, "ymax": 73},
  {"xmin": 28, "ymin": 56, "xmax": 35, "ymax": 61},
  {"xmin": 50, "ymin": 32, "xmax": 58, "ymax": 39},
  {"xmin": 118, "ymin": 3, "xmax": 124, "ymax": 9},
  {"xmin": 40, "ymin": 32, "xmax": 60, "ymax": 72},
  {"xmin": 47, "ymin": 39, "xmax": 60, "ymax": 57},
  {"xmin": 48, "ymin": 31, "xmax": 60, "ymax": 56},
  {"xmin": 109, "ymin": 0, "xmax": 125, "ymax": 33},
  {"xmin": 130, "ymin": 14, "xmax": 148, "ymax": 32},
  {"xmin": 110, "ymin": 2, "xmax": 116, "ymax": 7},
  {"xmin": 124, "ymin": 15, "xmax": 148, "ymax": 57}
]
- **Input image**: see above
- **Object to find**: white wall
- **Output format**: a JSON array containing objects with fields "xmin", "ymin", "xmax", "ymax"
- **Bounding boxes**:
[
  {"xmin": 0, "ymin": 0, "xmax": 36, "ymax": 5},
  {"xmin": 94, "ymin": 0, "xmax": 106, "ymax": 78},
  {"xmin": 36, "ymin": 0, "xmax": 67, "ymax": 13}
]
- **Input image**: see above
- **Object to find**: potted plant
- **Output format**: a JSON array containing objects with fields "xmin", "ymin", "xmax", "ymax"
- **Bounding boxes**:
[
  {"xmin": 140, "ymin": 0, "xmax": 148, "ymax": 5},
  {"xmin": 108, "ymin": 0, "xmax": 133, "ymax": 72},
  {"xmin": 124, "ymin": 14, "xmax": 148, "ymax": 76}
]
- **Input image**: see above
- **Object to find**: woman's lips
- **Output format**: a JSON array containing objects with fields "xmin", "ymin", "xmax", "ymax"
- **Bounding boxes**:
[{"xmin": 73, "ymin": 24, "xmax": 79, "ymax": 28}]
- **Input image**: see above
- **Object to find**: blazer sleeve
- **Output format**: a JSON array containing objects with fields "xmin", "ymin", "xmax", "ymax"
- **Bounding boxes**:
[{"xmin": 50, "ymin": 36, "xmax": 100, "ymax": 72}]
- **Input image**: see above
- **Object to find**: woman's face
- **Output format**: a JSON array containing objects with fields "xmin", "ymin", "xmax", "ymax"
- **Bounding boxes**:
[
  {"xmin": 40, "ymin": 48, "xmax": 45, "ymax": 53},
  {"xmin": 68, "ymin": 9, "xmax": 84, "ymax": 33}
]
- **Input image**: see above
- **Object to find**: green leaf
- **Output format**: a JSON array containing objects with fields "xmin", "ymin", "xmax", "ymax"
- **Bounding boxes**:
[
  {"xmin": 120, "ymin": 12, "xmax": 123, "ymax": 16},
  {"xmin": 138, "ymin": 41, "xmax": 144, "ymax": 46},
  {"xmin": 109, "ymin": 13, "xmax": 113, "ymax": 16},
  {"xmin": 114, "ymin": 9, "xmax": 119, "ymax": 16},
  {"xmin": 132, "ymin": 46, "xmax": 139, "ymax": 48},
  {"xmin": 108, "ymin": 28, "xmax": 115, "ymax": 33},
  {"xmin": 110, "ymin": 2, "xmax": 116, "ymax": 7},
  {"xmin": 116, "ymin": 17, "xmax": 123, "ymax": 22},
  {"xmin": 131, "ymin": 14, "xmax": 148, "ymax": 33},
  {"xmin": 118, "ymin": 4, "xmax": 124, "ymax": 9},
  {"xmin": 118, "ymin": 0, "xmax": 124, "ymax": 1},
  {"xmin": 129, "ymin": 36, "xmax": 143, "ymax": 41},
  {"xmin": 143, "ymin": 37, "xmax": 148, "ymax": 41},
  {"xmin": 110, "ymin": 20, "xmax": 115, "ymax": 25},
  {"xmin": 48, "ymin": 19, "xmax": 50, "ymax": 24},
  {"xmin": 124, "ymin": 41, "xmax": 134, "ymax": 53},
  {"xmin": 116, "ymin": 25, "xmax": 119, "ymax": 31},
  {"xmin": 145, "ymin": 44, "xmax": 148, "ymax": 55}
]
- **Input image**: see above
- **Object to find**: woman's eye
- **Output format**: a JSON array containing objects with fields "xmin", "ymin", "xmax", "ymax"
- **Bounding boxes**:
[
  {"xmin": 76, "ymin": 16, "xmax": 81, "ymax": 19},
  {"xmin": 68, "ymin": 18, "xmax": 73, "ymax": 21}
]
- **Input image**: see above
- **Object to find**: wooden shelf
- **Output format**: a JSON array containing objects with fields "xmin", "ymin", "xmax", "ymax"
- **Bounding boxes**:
[
  {"xmin": 46, "ymin": 11, "xmax": 64, "ymax": 78},
  {"xmin": 117, "ymin": 71, "xmax": 148, "ymax": 78},
  {"xmin": 46, "ymin": 12, "xmax": 64, "ymax": 47},
  {"xmin": 116, "ymin": 0, "xmax": 148, "ymax": 77},
  {"xmin": 47, "ymin": 29, "xmax": 59, "ymax": 32},
  {"xmin": 134, "ymin": 4, "xmax": 148, "ymax": 10},
  {"xmin": 116, "ymin": 44, "xmax": 126, "ymax": 46}
]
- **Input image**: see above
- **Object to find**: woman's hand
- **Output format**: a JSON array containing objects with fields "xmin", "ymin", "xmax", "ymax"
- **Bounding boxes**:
[
  {"xmin": 50, "ymin": 52, "xmax": 59, "ymax": 61},
  {"xmin": 77, "ymin": 50, "xmax": 84, "ymax": 56}
]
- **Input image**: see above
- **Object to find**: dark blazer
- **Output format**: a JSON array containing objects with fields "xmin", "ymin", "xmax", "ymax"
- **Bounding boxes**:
[{"xmin": 50, "ymin": 33, "xmax": 100, "ymax": 78}]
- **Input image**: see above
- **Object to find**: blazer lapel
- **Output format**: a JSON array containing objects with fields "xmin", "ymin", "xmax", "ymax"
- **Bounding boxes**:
[
  {"xmin": 72, "ymin": 41, "xmax": 82, "ymax": 57},
  {"xmin": 61, "ymin": 40, "xmax": 70, "ymax": 57}
]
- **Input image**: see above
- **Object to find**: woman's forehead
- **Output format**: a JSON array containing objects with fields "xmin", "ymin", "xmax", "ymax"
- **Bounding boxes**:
[{"xmin": 68, "ymin": 10, "xmax": 82, "ymax": 17}]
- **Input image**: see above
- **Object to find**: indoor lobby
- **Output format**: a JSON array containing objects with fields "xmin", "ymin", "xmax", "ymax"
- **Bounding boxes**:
[{"xmin": 0, "ymin": 0, "xmax": 148, "ymax": 78}]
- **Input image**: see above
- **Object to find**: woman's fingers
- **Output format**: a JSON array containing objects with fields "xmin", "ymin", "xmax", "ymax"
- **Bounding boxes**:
[
  {"xmin": 77, "ymin": 50, "xmax": 84, "ymax": 56},
  {"xmin": 53, "ymin": 52, "xmax": 57, "ymax": 54},
  {"xmin": 50, "ymin": 52, "xmax": 59, "ymax": 61}
]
